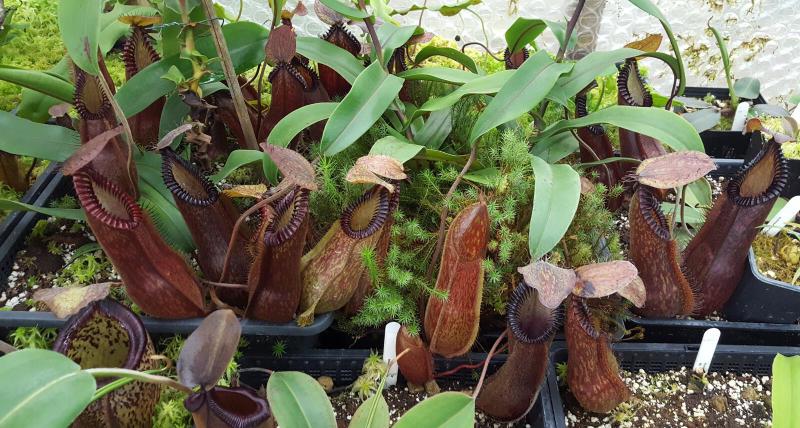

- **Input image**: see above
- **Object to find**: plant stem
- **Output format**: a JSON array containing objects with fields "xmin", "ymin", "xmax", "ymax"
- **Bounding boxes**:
[
  {"xmin": 680, "ymin": 184, "xmax": 694, "ymax": 238},
  {"xmin": 86, "ymin": 368, "xmax": 193, "ymax": 394},
  {"xmin": 199, "ymin": 0, "xmax": 259, "ymax": 150},
  {"xmin": 434, "ymin": 343, "xmax": 508, "ymax": 378},
  {"xmin": 472, "ymin": 329, "xmax": 507, "ymax": 399},
  {"xmin": 556, "ymin": 0, "xmax": 586, "ymax": 62},
  {"xmin": 426, "ymin": 141, "xmax": 479, "ymax": 280},
  {"xmin": 358, "ymin": 0, "xmax": 384, "ymax": 66}
]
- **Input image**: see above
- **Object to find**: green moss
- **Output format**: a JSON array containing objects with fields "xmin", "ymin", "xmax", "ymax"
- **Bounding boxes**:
[
  {"xmin": 0, "ymin": 0, "xmax": 65, "ymax": 111},
  {"xmin": 0, "ymin": 182, "xmax": 21, "ymax": 222},
  {"xmin": 752, "ymin": 233, "xmax": 800, "ymax": 285},
  {"xmin": 8, "ymin": 326, "xmax": 58, "ymax": 349}
]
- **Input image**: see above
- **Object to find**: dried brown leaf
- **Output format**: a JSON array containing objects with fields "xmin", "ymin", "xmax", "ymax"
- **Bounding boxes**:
[
  {"xmin": 33, "ymin": 282, "xmax": 113, "ymax": 319},
  {"xmin": 260, "ymin": 143, "xmax": 318, "ymax": 191},
  {"xmin": 618, "ymin": 276, "xmax": 646, "ymax": 307},
  {"xmin": 223, "ymin": 184, "xmax": 268, "ymax": 198},
  {"xmin": 61, "ymin": 126, "xmax": 124, "ymax": 176},
  {"xmin": 48, "ymin": 103, "xmax": 72, "ymax": 118},
  {"xmin": 580, "ymin": 176, "xmax": 595, "ymax": 195},
  {"xmin": 624, "ymin": 34, "xmax": 663, "ymax": 54},
  {"xmin": 265, "ymin": 25, "xmax": 297, "ymax": 65},
  {"xmin": 782, "ymin": 117, "xmax": 798, "ymax": 137},
  {"xmin": 346, "ymin": 155, "xmax": 406, "ymax": 192},
  {"xmin": 314, "ymin": 0, "xmax": 345, "ymax": 25},
  {"xmin": 573, "ymin": 261, "xmax": 639, "ymax": 299},
  {"xmin": 517, "ymin": 261, "xmax": 577, "ymax": 309},
  {"xmin": 635, "ymin": 151, "xmax": 716, "ymax": 189},
  {"xmin": 156, "ymin": 123, "xmax": 199, "ymax": 150},
  {"xmin": 178, "ymin": 309, "xmax": 242, "ymax": 390}
]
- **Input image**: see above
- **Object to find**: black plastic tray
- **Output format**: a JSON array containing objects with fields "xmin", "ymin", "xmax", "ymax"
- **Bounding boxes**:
[
  {"xmin": 627, "ymin": 316, "xmax": 800, "ymax": 346},
  {"xmin": 682, "ymin": 86, "xmax": 766, "ymax": 160},
  {"xmin": 547, "ymin": 342, "xmax": 800, "ymax": 428},
  {"xmin": 238, "ymin": 349, "xmax": 558, "ymax": 427},
  {"xmin": 0, "ymin": 165, "xmax": 334, "ymax": 343},
  {"xmin": 723, "ymin": 248, "xmax": 800, "ymax": 324}
]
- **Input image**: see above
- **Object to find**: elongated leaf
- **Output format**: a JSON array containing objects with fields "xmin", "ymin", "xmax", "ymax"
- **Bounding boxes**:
[
  {"xmin": 412, "ymin": 71, "xmax": 514, "ymax": 120},
  {"xmin": 0, "ymin": 349, "xmax": 96, "ymax": 428},
  {"xmin": 350, "ymin": 393, "xmax": 390, "ymax": 428},
  {"xmin": 98, "ymin": 4, "xmax": 157, "ymax": 53},
  {"xmin": 370, "ymin": 136, "xmax": 424, "ymax": 163},
  {"xmin": 549, "ymin": 48, "xmax": 640, "ymax": 106},
  {"xmin": 531, "ymin": 132, "xmax": 579, "ymax": 163},
  {"xmin": 321, "ymin": 62, "xmax": 404, "ymax": 155},
  {"xmin": 529, "ymin": 155, "xmax": 581, "ymax": 260},
  {"xmin": 734, "ymin": 77, "xmax": 761, "ymax": 100},
  {"xmin": 536, "ymin": 105, "xmax": 704, "ymax": 153},
  {"xmin": 0, "ymin": 199, "xmax": 85, "ymax": 221},
  {"xmin": 772, "ymin": 354, "xmax": 800, "ymax": 428},
  {"xmin": 58, "ymin": 0, "xmax": 103, "ymax": 75},
  {"xmin": 0, "ymin": 65, "xmax": 74, "ymax": 103},
  {"xmin": 0, "ymin": 112, "xmax": 80, "ymax": 161},
  {"xmin": 660, "ymin": 202, "xmax": 705, "ymax": 225},
  {"xmin": 469, "ymin": 50, "xmax": 573, "ymax": 145},
  {"xmin": 542, "ymin": 19, "xmax": 576, "ymax": 51},
  {"xmin": 393, "ymin": 392, "xmax": 474, "ymax": 428},
  {"xmin": 268, "ymin": 102, "xmax": 338, "ymax": 149},
  {"xmin": 626, "ymin": 0, "xmax": 685, "ymax": 96},
  {"xmin": 398, "ymin": 67, "xmax": 477, "ymax": 85},
  {"xmin": 463, "ymin": 167, "xmax": 500, "ymax": 187},
  {"xmin": 267, "ymin": 371, "xmax": 337, "ymax": 428},
  {"xmin": 296, "ymin": 36, "xmax": 364, "ymax": 84},
  {"xmin": 414, "ymin": 109, "xmax": 452, "ymax": 149},
  {"xmin": 138, "ymin": 183, "xmax": 195, "ymax": 253},
  {"xmin": 210, "ymin": 149, "xmax": 275, "ymax": 184},
  {"xmin": 683, "ymin": 109, "xmax": 721, "ymax": 133},
  {"xmin": 505, "ymin": 18, "xmax": 546, "ymax": 53},
  {"xmin": 317, "ymin": 0, "xmax": 370, "ymax": 19},
  {"xmin": 116, "ymin": 56, "xmax": 187, "ymax": 118},
  {"xmin": 413, "ymin": 46, "xmax": 478, "ymax": 73},
  {"xmin": 376, "ymin": 24, "xmax": 417, "ymax": 65},
  {"xmin": 195, "ymin": 21, "xmax": 269, "ymax": 75},
  {"xmin": 178, "ymin": 309, "xmax": 242, "ymax": 390},
  {"xmin": 159, "ymin": 93, "xmax": 191, "ymax": 146}
]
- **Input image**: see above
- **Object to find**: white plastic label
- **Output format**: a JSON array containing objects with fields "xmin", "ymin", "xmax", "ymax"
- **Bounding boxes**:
[
  {"xmin": 763, "ymin": 196, "xmax": 800, "ymax": 237},
  {"xmin": 731, "ymin": 101, "xmax": 750, "ymax": 132},
  {"xmin": 693, "ymin": 328, "xmax": 721, "ymax": 373},
  {"xmin": 383, "ymin": 322, "xmax": 401, "ymax": 386}
]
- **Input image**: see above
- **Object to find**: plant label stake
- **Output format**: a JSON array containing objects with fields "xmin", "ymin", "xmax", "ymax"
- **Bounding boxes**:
[
  {"xmin": 731, "ymin": 101, "xmax": 750, "ymax": 132},
  {"xmin": 763, "ymin": 196, "xmax": 800, "ymax": 237},
  {"xmin": 693, "ymin": 328, "xmax": 721, "ymax": 374},
  {"xmin": 383, "ymin": 322, "xmax": 401, "ymax": 386}
]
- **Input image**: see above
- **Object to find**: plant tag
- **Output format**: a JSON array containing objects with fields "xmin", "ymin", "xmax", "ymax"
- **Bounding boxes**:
[
  {"xmin": 731, "ymin": 101, "xmax": 750, "ymax": 132},
  {"xmin": 763, "ymin": 196, "xmax": 800, "ymax": 237},
  {"xmin": 693, "ymin": 328, "xmax": 721, "ymax": 374},
  {"xmin": 383, "ymin": 322, "xmax": 401, "ymax": 386}
]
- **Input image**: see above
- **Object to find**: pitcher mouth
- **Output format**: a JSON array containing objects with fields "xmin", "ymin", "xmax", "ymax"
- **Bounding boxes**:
[
  {"xmin": 575, "ymin": 94, "xmax": 605, "ymax": 135},
  {"xmin": 73, "ymin": 168, "xmax": 143, "ymax": 230},
  {"xmin": 74, "ymin": 69, "xmax": 113, "ymax": 121},
  {"xmin": 122, "ymin": 25, "xmax": 160, "ymax": 77},
  {"xmin": 161, "ymin": 149, "xmax": 220, "ymax": 207},
  {"xmin": 635, "ymin": 185, "xmax": 671, "ymax": 241},
  {"xmin": 340, "ymin": 186, "xmax": 390, "ymax": 239},
  {"xmin": 264, "ymin": 187, "xmax": 310, "ymax": 246},
  {"xmin": 727, "ymin": 140, "xmax": 788, "ymax": 207},
  {"xmin": 508, "ymin": 283, "xmax": 561, "ymax": 344},
  {"xmin": 322, "ymin": 21, "xmax": 361, "ymax": 55},
  {"xmin": 617, "ymin": 59, "xmax": 653, "ymax": 107}
]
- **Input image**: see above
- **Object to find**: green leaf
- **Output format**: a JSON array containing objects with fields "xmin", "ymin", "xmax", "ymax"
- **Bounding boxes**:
[
  {"xmin": 393, "ymin": 392, "xmax": 474, "ymax": 428},
  {"xmin": 413, "ymin": 46, "xmax": 479, "ymax": 74},
  {"xmin": 531, "ymin": 132, "xmax": 579, "ymax": 163},
  {"xmin": 116, "ymin": 56, "xmax": 187, "ymax": 118},
  {"xmin": 413, "ymin": 71, "xmax": 514, "ymax": 120},
  {"xmin": 685, "ymin": 177, "xmax": 713, "ymax": 208},
  {"xmin": 733, "ymin": 77, "xmax": 761, "ymax": 100},
  {"xmin": 661, "ymin": 202, "xmax": 706, "ymax": 225},
  {"xmin": 536, "ymin": 105, "xmax": 704, "ymax": 153},
  {"xmin": 268, "ymin": 102, "xmax": 338, "ymax": 148},
  {"xmin": 505, "ymin": 18, "xmax": 546, "ymax": 53},
  {"xmin": 99, "ymin": 4, "xmax": 157, "ymax": 53},
  {"xmin": 771, "ymin": 353, "xmax": 800, "ymax": 428},
  {"xmin": 210, "ymin": 150, "xmax": 276, "ymax": 184},
  {"xmin": 159, "ymin": 93, "xmax": 191, "ymax": 147},
  {"xmin": 398, "ymin": 67, "xmax": 477, "ymax": 85},
  {"xmin": 549, "ymin": 48, "xmax": 640, "ymax": 106},
  {"xmin": 195, "ymin": 21, "xmax": 270, "ymax": 75},
  {"xmin": 0, "ymin": 349, "xmax": 96, "ymax": 428},
  {"xmin": 626, "ymin": 0, "xmax": 686, "ymax": 96},
  {"xmin": 138, "ymin": 182, "xmax": 195, "ymax": 253},
  {"xmin": 789, "ymin": 94, "xmax": 800, "ymax": 105},
  {"xmin": 529, "ymin": 155, "xmax": 581, "ymax": 260},
  {"xmin": 58, "ymin": 0, "xmax": 103, "ymax": 75},
  {"xmin": 321, "ymin": 62, "xmax": 404, "ymax": 156},
  {"xmin": 469, "ymin": 50, "xmax": 573, "ymax": 145},
  {"xmin": 543, "ymin": 19, "xmax": 575, "ymax": 51},
  {"xmin": 267, "ymin": 371, "xmax": 337, "ymax": 428},
  {"xmin": 683, "ymin": 109, "xmax": 721, "ymax": 133},
  {"xmin": 0, "ymin": 65, "xmax": 74, "ymax": 103},
  {"xmin": 435, "ymin": 0, "xmax": 481, "ymax": 16},
  {"xmin": 370, "ymin": 136, "xmax": 424, "ymax": 163},
  {"xmin": 464, "ymin": 167, "xmax": 500, "ymax": 187},
  {"xmin": 0, "ymin": 199, "xmax": 85, "ymax": 221},
  {"xmin": 318, "ymin": 0, "xmax": 370, "ymax": 19},
  {"xmin": 296, "ymin": 36, "xmax": 365, "ymax": 84},
  {"xmin": 371, "ymin": 0, "xmax": 398, "ymax": 25},
  {"xmin": 349, "ymin": 393, "xmax": 390, "ymax": 428},
  {"xmin": 414, "ymin": 109, "xmax": 452, "ymax": 149},
  {"xmin": 0, "ymin": 112, "xmax": 80, "ymax": 161},
  {"xmin": 376, "ymin": 24, "xmax": 417, "ymax": 65}
]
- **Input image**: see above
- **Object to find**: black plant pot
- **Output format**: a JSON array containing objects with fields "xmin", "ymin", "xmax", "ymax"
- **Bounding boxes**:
[
  {"xmin": 547, "ymin": 342, "xmax": 800, "ymax": 428},
  {"xmin": 682, "ymin": 86, "xmax": 766, "ymax": 160},
  {"xmin": 239, "ymin": 348, "xmax": 559, "ymax": 427},
  {"xmin": 0, "ymin": 164, "xmax": 333, "ymax": 349},
  {"xmin": 722, "ymin": 248, "xmax": 800, "ymax": 324}
]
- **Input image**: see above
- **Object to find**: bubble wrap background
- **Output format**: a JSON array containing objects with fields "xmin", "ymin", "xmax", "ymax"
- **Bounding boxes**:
[{"xmin": 218, "ymin": 0, "xmax": 796, "ymax": 102}]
